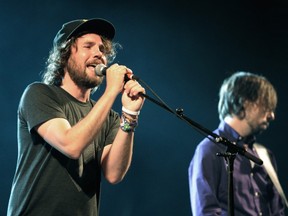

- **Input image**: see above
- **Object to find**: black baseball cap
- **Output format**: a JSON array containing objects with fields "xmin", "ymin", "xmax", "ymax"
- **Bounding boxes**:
[{"xmin": 53, "ymin": 18, "xmax": 115, "ymax": 47}]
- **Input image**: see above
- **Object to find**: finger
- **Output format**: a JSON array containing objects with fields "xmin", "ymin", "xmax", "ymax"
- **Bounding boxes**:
[
  {"xmin": 124, "ymin": 80, "xmax": 140, "ymax": 93},
  {"xmin": 129, "ymin": 85, "xmax": 145, "ymax": 97}
]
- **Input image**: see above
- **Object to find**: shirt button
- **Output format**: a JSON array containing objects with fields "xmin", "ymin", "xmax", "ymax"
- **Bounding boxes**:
[
  {"xmin": 259, "ymin": 212, "xmax": 262, "ymax": 216},
  {"xmin": 255, "ymin": 192, "xmax": 259, "ymax": 197},
  {"xmin": 250, "ymin": 172, "xmax": 254, "ymax": 177}
]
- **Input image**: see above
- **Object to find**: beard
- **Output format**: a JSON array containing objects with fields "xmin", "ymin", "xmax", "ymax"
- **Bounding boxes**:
[
  {"xmin": 66, "ymin": 58, "xmax": 103, "ymax": 89},
  {"xmin": 249, "ymin": 121, "xmax": 268, "ymax": 136}
]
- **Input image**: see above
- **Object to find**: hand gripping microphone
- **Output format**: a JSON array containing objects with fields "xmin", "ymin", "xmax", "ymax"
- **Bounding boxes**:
[{"xmin": 95, "ymin": 64, "xmax": 140, "ymax": 81}]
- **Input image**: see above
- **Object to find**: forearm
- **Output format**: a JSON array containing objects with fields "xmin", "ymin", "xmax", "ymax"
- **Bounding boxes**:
[
  {"xmin": 67, "ymin": 90, "xmax": 117, "ymax": 146},
  {"xmin": 99, "ymin": 69, "xmax": 145, "ymax": 183},
  {"xmin": 101, "ymin": 129, "xmax": 134, "ymax": 184}
]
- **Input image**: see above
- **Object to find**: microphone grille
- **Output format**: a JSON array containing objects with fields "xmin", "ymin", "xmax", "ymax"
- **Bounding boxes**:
[{"xmin": 95, "ymin": 64, "xmax": 106, "ymax": 76}]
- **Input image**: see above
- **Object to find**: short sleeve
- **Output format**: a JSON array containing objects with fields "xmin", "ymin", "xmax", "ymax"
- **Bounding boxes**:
[{"xmin": 18, "ymin": 82, "xmax": 66, "ymax": 132}]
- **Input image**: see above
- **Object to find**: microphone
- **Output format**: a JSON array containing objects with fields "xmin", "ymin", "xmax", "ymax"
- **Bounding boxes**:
[{"xmin": 95, "ymin": 64, "xmax": 139, "ymax": 81}]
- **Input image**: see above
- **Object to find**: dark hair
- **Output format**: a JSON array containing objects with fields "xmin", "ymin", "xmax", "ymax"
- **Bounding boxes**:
[
  {"xmin": 218, "ymin": 71, "xmax": 277, "ymax": 120},
  {"xmin": 42, "ymin": 33, "xmax": 120, "ymax": 86}
]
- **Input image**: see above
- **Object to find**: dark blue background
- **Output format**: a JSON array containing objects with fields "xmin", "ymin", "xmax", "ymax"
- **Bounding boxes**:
[{"xmin": 1, "ymin": 1, "xmax": 287, "ymax": 215}]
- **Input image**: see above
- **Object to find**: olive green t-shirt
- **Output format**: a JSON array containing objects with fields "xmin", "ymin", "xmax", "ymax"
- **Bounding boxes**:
[{"xmin": 8, "ymin": 82, "xmax": 119, "ymax": 216}]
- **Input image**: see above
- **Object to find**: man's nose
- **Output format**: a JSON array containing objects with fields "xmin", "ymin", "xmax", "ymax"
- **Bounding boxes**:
[
  {"xmin": 267, "ymin": 111, "xmax": 275, "ymax": 121},
  {"xmin": 92, "ymin": 47, "xmax": 103, "ymax": 57}
]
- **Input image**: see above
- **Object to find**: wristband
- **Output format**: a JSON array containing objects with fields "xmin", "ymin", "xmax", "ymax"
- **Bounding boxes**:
[
  {"xmin": 120, "ymin": 115, "xmax": 138, "ymax": 133},
  {"xmin": 122, "ymin": 106, "xmax": 140, "ymax": 116}
]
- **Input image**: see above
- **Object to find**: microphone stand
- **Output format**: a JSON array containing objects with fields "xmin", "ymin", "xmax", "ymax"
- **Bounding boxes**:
[{"xmin": 139, "ymin": 91, "xmax": 263, "ymax": 216}]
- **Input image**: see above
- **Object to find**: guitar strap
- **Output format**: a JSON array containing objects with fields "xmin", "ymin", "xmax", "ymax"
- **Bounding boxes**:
[{"xmin": 253, "ymin": 143, "xmax": 288, "ymax": 207}]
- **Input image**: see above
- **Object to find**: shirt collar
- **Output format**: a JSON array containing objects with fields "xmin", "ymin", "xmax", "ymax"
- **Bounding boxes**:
[{"xmin": 218, "ymin": 121, "xmax": 256, "ymax": 148}]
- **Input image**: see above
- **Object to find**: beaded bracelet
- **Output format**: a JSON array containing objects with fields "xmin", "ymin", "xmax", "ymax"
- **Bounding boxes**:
[
  {"xmin": 120, "ymin": 114, "xmax": 138, "ymax": 133},
  {"xmin": 122, "ymin": 106, "xmax": 140, "ymax": 116}
]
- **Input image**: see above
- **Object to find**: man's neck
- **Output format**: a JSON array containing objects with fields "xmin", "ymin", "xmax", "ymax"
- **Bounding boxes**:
[
  {"xmin": 224, "ymin": 115, "xmax": 251, "ymax": 137},
  {"xmin": 61, "ymin": 74, "xmax": 91, "ymax": 102}
]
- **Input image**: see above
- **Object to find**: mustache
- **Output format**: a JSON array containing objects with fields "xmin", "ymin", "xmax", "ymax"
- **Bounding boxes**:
[{"xmin": 87, "ymin": 61, "xmax": 104, "ymax": 67}]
